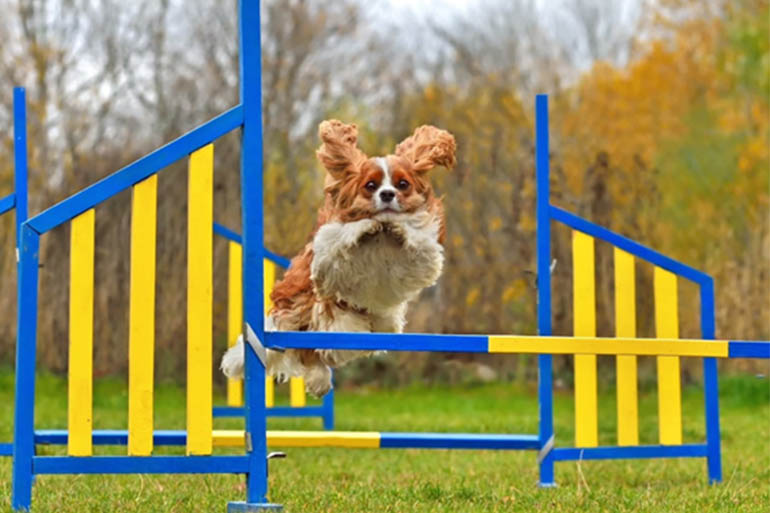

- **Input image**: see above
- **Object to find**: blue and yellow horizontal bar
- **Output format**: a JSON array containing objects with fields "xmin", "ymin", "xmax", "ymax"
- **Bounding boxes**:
[
  {"xmin": 265, "ymin": 332, "xmax": 769, "ymax": 359},
  {"xmin": 35, "ymin": 430, "xmax": 540, "ymax": 450}
]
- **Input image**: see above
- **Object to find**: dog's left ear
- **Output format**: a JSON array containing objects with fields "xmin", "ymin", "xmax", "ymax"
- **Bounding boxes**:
[{"xmin": 395, "ymin": 125, "xmax": 456, "ymax": 173}]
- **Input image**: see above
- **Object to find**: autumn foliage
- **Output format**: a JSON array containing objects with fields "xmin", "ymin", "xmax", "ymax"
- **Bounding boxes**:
[{"xmin": 0, "ymin": 0, "xmax": 766, "ymax": 382}]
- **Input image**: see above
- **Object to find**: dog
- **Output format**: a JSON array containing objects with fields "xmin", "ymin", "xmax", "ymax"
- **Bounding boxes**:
[{"xmin": 221, "ymin": 119, "xmax": 456, "ymax": 397}]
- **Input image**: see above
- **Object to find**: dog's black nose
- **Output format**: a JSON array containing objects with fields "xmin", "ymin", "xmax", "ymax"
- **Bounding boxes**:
[{"xmin": 379, "ymin": 190, "xmax": 395, "ymax": 203}]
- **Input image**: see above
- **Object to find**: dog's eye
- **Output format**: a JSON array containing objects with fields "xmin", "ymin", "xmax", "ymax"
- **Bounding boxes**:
[
  {"xmin": 397, "ymin": 179, "xmax": 410, "ymax": 190},
  {"xmin": 365, "ymin": 181, "xmax": 377, "ymax": 192}
]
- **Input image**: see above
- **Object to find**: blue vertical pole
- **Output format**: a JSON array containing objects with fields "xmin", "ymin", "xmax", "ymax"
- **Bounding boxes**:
[
  {"xmin": 535, "ymin": 94, "xmax": 555, "ymax": 487},
  {"xmin": 236, "ymin": 1, "xmax": 280, "ymax": 511},
  {"xmin": 322, "ymin": 377, "xmax": 335, "ymax": 430},
  {"xmin": 700, "ymin": 277, "xmax": 722, "ymax": 483},
  {"xmin": 12, "ymin": 225, "xmax": 40, "ymax": 511},
  {"xmin": 13, "ymin": 87, "xmax": 29, "ymax": 247}
]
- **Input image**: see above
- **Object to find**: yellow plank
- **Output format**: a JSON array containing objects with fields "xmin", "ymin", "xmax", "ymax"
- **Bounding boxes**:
[
  {"xmin": 226, "ymin": 241, "xmax": 243, "ymax": 407},
  {"xmin": 68, "ymin": 209, "xmax": 95, "ymax": 456},
  {"xmin": 187, "ymin": 144, "xmax": 214, "ymax": 455},
  {"xmin": 128, "ymin": 176, "xmax": 158, "ymax": 456},
  {"xmin": 263, "ymin": 257, "xmax": 277, "ymax": 407},
  {"xmin": 289, "ymin": 377, "xmax": 306, "ymax": 408},
  {"xmin": 264, "ymin": 258, "xmax": 275, "ymax": 313},
  {"xmin": 654, "ymin": 267, "xmax": 682, "ymax": 445},
  {"xmin": 573, "ymin": 231, "xmax": 597, "ymax": 447},
  {"xmin": 487, "ymin": 336, "xmax": 728, "ymax": 357},
  {"xmin": 614, "ymin": 248, "xmax": 638, "ymax": 446},
  {"xmin": 269, "ymin": 430, "xmax": 380, "ymax": 448},
  {"xmin": 212, "ymin": 430, "xmax": 381, "ymax": 448},
  {"xmin": 265, "ymin": 376, "xmax": 275, "ymax": 408}
]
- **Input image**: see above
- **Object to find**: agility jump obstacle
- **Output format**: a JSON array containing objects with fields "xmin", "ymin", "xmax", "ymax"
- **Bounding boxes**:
[
  {"xmin": 8, "ymin": 0, "xmax": 770, "ymax": 510},
  {"xmin": 1, "ymin": 89, "xmax": 334, "ymax": 462}
]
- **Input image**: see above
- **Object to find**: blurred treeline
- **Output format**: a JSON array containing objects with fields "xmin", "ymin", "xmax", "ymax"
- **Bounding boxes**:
[{"xmin": 0, "ymin": 0, "xmax": 767, "ymax": 386}]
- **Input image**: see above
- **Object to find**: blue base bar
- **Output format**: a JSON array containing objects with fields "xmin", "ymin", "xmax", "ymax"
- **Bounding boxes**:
[
  {"xmin": 0, "ymin": 442, "xmax": 12, "ymax": 456},
  {"xmin": 36, "ymin": 429, "xmax": 186, "ymax": 446},
  {"xmin": 552, "ymin": 444, "xmax": 708, "ymax": 461},
  {"xmin": 380, "ymin": 433, "xmax": 539, "ymax": 450},
  {"xmin": 33, "ymin": 455, "xmax": 250, "ymax": 474},
  {"xmin": 228, "ymin": 501, "xmax": 283, "ymax": 512},
  {"xmin": 213, "ymin": 406, "xmax": 327, "ymax": 418}
]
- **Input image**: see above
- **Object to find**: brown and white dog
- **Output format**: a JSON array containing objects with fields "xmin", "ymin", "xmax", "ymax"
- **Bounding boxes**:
[{"xmin": 221, "ymin": 120, "xmax": 456, "ymax": 397}]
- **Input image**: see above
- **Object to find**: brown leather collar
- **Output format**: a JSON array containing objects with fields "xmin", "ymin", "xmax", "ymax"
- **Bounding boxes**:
[{"xmin": 334, "ymin": 299, "xmax": 368, "ymax": 316}]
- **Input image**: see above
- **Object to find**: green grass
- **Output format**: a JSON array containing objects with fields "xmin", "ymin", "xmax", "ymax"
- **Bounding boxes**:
[{"xmin": 0, "ymin": 369, "xmax": 768, "ymax": 512}]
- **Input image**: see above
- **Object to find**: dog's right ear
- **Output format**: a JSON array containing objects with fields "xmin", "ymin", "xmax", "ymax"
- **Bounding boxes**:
[{"xmin": 316, "ymin": 120, "xmax": 367, "ymax": 181}]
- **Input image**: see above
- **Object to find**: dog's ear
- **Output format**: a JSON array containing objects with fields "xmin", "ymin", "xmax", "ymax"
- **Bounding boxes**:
[
  {"xmin": 316, "ymin": 120, "xmax": 367, "ymax": 180},
  {"xmin": 395, "ymin": 125, "xmax": 456, "ymax": 174}
]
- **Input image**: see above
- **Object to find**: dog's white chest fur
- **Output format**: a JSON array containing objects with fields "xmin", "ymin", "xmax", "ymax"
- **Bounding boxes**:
[{"xmin": 310, "ymin": 210, "xmax": 444, "ymax": 320}]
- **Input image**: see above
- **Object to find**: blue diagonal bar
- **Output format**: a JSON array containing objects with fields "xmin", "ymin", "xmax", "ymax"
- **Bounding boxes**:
[
  {"xmin": 26, "ymin": 105, "xmax": 244, "ymax": 234},
  {"xmin": 0, "ymin": 194, "xmax": 14, "ymax": 216},
  {"xmin": 549, "ymin": 205, "xmax": 711, "ymax": 285}
]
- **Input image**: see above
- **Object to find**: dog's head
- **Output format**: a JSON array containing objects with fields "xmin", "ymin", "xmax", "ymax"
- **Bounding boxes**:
[{"xmin": 316, "ymin": 120, "xmax": 456, "ymax": 221}]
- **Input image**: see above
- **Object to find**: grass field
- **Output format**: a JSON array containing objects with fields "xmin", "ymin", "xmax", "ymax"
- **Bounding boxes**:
[{"xmin": 0, "ymin": 368, "xmax": 768, "ymax": 512}]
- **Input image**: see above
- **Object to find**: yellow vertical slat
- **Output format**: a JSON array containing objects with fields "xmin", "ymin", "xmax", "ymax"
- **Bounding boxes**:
[
  {"xmin": 614, "ymin": 248, "xmax": 639, "ymax": 446},
  {"xmin": 227, "ymin": 241, "xmax": 243, "ymax": 407},
  {"xmin": 265, "ymin": 257, "xmax": 306, "ymax": 406},
  {"xmin": 654, "ymin": 267, "xmax": 682, "ymax": 445},
  {"xmin": 265, "ymin": 377, "xmax": 275, "ymax": 408},
  {"xmin": 573, "ymin": 230, "xmax": 598, "ymax": 448},
  {"xmin": 264, "ymin": 258, "xmax": 275, "ymax": 312},
  {"xmin": 263, "ymin": 258, "xmax": 282, "ymax": 408},
  {"xmin": 68, "ymin": 209, "xmax": 95, "ymax": 456},
  {"xmin": 290, "ymin": 377, "xmax": 306, "ymax": 408},
  {"xmin": 187, "ymin": 144, "xmax": 213, "ymax": 455},
  {"xmin": 128, "ymin": 176, "xmax": 158, "ymax": 456}
]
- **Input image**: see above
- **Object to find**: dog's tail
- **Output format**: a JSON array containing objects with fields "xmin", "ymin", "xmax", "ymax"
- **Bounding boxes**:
[
  {"xmin": 220, "ymin": 335, "xmax": 246, "ymax": 379},
  {"xmin": 220, "ymin": 334, "xmax": 301, "ymax": 383}
]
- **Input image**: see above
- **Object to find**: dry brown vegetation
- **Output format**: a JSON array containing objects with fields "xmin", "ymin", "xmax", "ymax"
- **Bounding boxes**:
[{"xmin": 0, "ymin": 0, "xmax": 766, "ymax": 384}]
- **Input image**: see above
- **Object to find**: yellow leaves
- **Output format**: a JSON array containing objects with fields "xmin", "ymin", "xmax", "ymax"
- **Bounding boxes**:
[
  {"xmin": 424, "ymin": 84, "xmax": 438, "ymax": 103},
  {"xmin": 502, "ymin": 279, "xmax": 527, "ymax": 304},
  {"xmin": 739, "ymin": 137, "xmax": 768, "ymax": 172},
  {"xmin": 465, "ymin": 288, "xmax": 480, "ymax": 307},
  {"xmin": 518, "ymin": 212, "xmax": 535, "ymax": 232},
  {"xmin": 489, "ymin": 217, "xmax": 503, "ymax": 232},
  {"xmin": 452, "ymin": 234, "xmax": 464, "ymax": 248}
]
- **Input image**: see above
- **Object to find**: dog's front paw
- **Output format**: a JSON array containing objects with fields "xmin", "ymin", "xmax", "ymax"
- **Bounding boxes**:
[
  {"xmin": 355, "ymin": 219, "xmax": 383, "ymax": 243},
  {"xmin": 382, "ymin": 222, "xmax": 407, "ymax": 245},
  {"xmin": 304, "ymin": 364, "xmax": 333, "ymax": 398}
]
